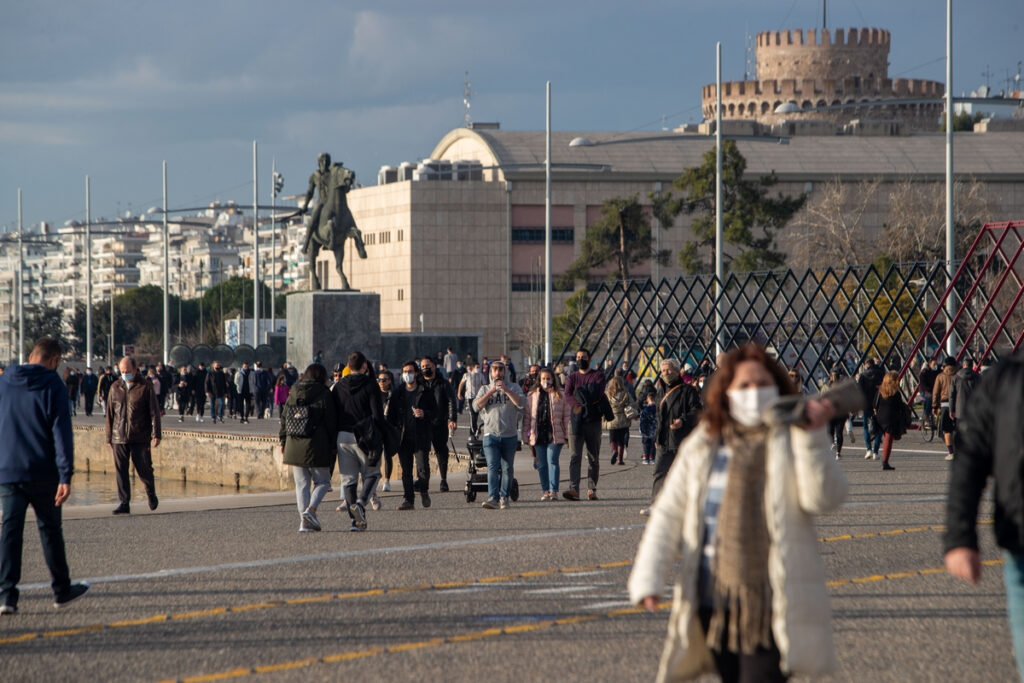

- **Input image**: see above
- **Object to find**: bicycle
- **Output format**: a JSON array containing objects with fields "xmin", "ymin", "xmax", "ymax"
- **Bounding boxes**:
[{"xmin": 919, "ymin": 413, "xmax": 936, "ymax": 442}]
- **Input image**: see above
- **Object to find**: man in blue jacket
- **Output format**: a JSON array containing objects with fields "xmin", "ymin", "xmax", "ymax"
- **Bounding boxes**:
[{"xmin": 0, "ymin": 338, "xmax": 90, "ymax": 614}]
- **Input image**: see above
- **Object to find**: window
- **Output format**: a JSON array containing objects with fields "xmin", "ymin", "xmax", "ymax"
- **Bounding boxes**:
[
  {"xmin": 511, "ymin": 227, "xmax": 574, "ymax": 243},
  {"xmin": 397, "ymin": 229, "xmax": 404, "ymax": 242},
  {"xmin": 397, "ymin": 289, "xmax": 404, "ymax": 301},
  {"xmin": 511, "ymin": 275, "xmax": 574, "ymax": 292}
]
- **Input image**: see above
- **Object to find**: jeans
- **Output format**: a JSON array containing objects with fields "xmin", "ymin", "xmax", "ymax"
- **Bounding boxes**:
[
  {"xmin": 568, "ymin": 417, "xmax": 602, "ymax": 492},
  {"xmin": 397, "ymin": 439, "xmax": 430, "ymax": 503},
  {"xmin": 482, "ymin": 434, "xmax": 517, "ymax": 500},
  {"xmin": 0, "ymin": 481, "xmax": 72, "ymax": 607},
  {"xmin": 291, "ymin": 466, "xmax": 331, "ymax": 515},
  {"xmin": 1004, "ymin": 550, "xmax": 1024, "ymax": 682},
  {"xmin": 337, "ymin": 432, "xmax": 380, "ymax": 517},
  {"xmin": 862, "ymin": 410, "xmax": 882, "ymax": 454},
  {"xmin": 534, "ymin": 441, "xmax": 563, "ymax": 493},
  {"xmin": 428, "ymin": 424, "xmax": 450, "ymax": 483},
  {"xmin": 212, "ymin": 396, "xmax": 225, "ymax": 421}
]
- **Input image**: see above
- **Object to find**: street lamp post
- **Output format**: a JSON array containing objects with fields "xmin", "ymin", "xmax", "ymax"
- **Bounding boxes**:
[
  {"xmin": 198, "ymin": 259, "xmax": 205, "ymax": 344},
  {"xmin": 85, "ymin": 176, "xmax": 93, "ymax": 365},
  {"xmin": 16, "ymin": 189, "xmax": 24, "ymax": 364}
]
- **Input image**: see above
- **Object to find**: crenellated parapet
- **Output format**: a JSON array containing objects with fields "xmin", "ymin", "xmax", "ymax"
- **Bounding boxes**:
[{"xmin": 701, "ymin": 26, "xmax": 944, "ymax": 133}]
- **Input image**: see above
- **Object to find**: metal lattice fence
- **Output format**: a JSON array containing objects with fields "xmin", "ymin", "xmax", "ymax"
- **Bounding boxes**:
[{"xmin": 559, "ymin": 220, "xmax": 1024, "ymax": 394}]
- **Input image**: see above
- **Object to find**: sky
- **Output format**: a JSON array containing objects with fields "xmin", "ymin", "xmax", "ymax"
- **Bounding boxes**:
[{"xmin": 1, "ymin": 0, "xmax": 1021, "ymax": 231}]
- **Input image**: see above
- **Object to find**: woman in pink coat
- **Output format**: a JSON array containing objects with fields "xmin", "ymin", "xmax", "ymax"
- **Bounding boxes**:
[
  {"xmin": 522, "ymin": 367, "xmax": 571, "ymax": 501},
  {"xmin": 273, "ymin": 373, "xmax": 290, "ymax": 418}
]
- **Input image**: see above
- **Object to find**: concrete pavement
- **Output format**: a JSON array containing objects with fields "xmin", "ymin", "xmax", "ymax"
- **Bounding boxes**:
[{"xmin": 0, "ymin": 435, "xmax": 1015, "ymax": 682}]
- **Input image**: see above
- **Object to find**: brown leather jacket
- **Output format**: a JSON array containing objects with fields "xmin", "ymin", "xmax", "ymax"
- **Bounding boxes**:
[
  {"xmin": 105, "ymin": 377, "xmax": 162, "ymax": 444},
  {"xmin": 932, "ymin": 365, "xmax": 956, "ymax": 406}
]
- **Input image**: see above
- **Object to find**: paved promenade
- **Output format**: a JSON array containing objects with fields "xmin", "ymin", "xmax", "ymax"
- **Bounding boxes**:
[{"xmin": 1, "ymin": 429, "xmax": 1015, "ymax": 682}]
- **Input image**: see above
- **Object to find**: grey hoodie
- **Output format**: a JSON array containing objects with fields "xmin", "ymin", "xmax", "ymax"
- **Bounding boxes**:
[{"xmin": 474, "ymin": 381, "xmax": 524, "ymax": 438}]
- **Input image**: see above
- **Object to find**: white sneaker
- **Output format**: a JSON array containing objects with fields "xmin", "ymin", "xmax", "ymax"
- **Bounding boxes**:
[
  {"xmin": 864, "ymin": 450, "xmax": 873, "ymax": 460},
  {"xmin": 369, "ymin": 493, "xmax": 382, "ymax": 511},
  {"xmin": 381, "ymin": 480, "xmax": 391, "ymax": 492},
  {"xmin": 872, "ymin": 452, "xmax": 879, "ymax": 460},
  {"xmin": 945, "ymin": 453, "xmax": 954, "ymax": 461}
]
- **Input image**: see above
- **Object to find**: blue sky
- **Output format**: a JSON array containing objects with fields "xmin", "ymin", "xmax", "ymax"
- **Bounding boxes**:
[{"xmin": 2, "ymin": 0, "xmax": 1020, "ymax": 230}]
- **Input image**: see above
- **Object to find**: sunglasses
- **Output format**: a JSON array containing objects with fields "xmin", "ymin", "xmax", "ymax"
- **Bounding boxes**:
[{"xmin": 378, "ymin": 377, "xmax": 391, "ymax": 383}]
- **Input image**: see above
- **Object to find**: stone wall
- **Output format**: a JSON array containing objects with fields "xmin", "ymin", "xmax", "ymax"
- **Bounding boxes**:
[{"xmin": 73, "ymin": 424, "xmax": 467, "ymax": 491}]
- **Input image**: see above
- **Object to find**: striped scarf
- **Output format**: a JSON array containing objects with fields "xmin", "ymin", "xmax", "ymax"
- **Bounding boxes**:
[{"xmin": 705, "ymin": 423, "xmax": 773, "ymax": 654}]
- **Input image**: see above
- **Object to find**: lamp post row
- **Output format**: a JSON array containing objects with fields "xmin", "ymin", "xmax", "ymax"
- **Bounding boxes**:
[{"xmin": 13, "ymin": 141, "xmax": 282, "ymax": 364}]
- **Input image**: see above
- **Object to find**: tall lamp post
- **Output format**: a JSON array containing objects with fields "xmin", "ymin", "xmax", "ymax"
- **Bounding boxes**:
[
  {"xmin": 17, "ymin": 189, "xmax": 24, "ymax": 364},
  {"xmin": 85, "ymin": 177, "xmax": 93, "ymax": 364}
]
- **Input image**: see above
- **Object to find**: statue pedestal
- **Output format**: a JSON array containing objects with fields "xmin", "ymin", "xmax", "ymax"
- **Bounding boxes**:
[{"xmin": 286, "ymin": 291, "xmax": 381, "ymax": 370}]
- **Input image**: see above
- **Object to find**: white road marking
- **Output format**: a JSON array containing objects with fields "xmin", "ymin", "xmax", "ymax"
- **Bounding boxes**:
[
  {"xmin": 20, "ymin": 524, "xmax": 644, "ymax": 592},
  {"xmin": 583, "ymin": 600, "xmax": 633, "ymax": 611},
  {"xmin": 524, "ymin": 586, "xmax": 598, "ymax": 595}
]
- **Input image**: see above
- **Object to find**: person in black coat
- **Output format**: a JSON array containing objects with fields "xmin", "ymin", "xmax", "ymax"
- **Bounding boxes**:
[
  {"xmin": 386, "ymin": 361, "xmax": 436, "ymax": 511},
  {"xmin": 419, "ymin": 356, "xmax": 457, "ymax": 492},
  {"xmin": 331, "ymin": 352, "xmax": 385, "ymax": 530},
  {"xmin": 944, "ymin": 349, "xmax": 1024, "ymax": 678},
  {"xmin": 857, "ymin": 357, "xmax": 885, "ymax": 459},
  {"xmin": 873, "ymin": 371, "xmax": 907, "ymax": 471},
  {"xmin": 80, "ymin": 367, "xmax": 99, "ymax": 417},
  {"xmin": 649, "ymin": 358, "xmax": 702, "ymax": 505}
]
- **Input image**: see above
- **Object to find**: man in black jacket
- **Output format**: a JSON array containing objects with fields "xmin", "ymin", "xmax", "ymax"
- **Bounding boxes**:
[
  {"xmin": 188, "ymin": 364, "xmax": 207, "ymax": 422},
  {"xmin": 648, "ymin": 358, "xmax": 702, "ymax": 507},
  {"xmin": 205, "ymin": 362, "xmax": 229, "ymax": 424},
  {"xmin": 419, "ymin": 356, "xmax": 457, "ymax": 492},
  {"xmin": 387, "ymin": 361, "xmax": 436, "ymax": 510},
  {"xmin": 332, "ymin": 352, "xmax": 385, "ymax": 531},
  {"xmin": 856, "ymin": 357, "xmax": 885, "ymax": 459},
  {"xmin": 944, "ymin": 350, "xmax": 1024, "ymax": 678}
]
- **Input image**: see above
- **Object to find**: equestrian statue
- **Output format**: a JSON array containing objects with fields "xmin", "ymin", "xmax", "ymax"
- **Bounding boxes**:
[{"xmin": 300, "ymin": 152, "xmax": 367, "ymax": 290}]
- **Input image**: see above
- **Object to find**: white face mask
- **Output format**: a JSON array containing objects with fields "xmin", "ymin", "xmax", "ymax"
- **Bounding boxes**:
[
  {"xmin": 540, "ymin": 380, "xmax": 552, "ymax": 389},
  {"xmin": 401, "ymin": 372, "xmax": 416, "ymax": 385},
  {"xmin": 726, "ymin": 386, "xmax": 779, "ymax": 427}
]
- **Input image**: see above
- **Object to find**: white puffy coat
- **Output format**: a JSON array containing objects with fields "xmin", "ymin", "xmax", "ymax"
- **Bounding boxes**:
[{"xmin": 627, "ymin": 422, "xmax": 848, "ymax": 681}]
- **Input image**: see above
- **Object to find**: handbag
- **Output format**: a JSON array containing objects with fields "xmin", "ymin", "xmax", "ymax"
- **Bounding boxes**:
[{"xmin": 624, "ymin": 402, "xmax": 639, "ymax": 420}]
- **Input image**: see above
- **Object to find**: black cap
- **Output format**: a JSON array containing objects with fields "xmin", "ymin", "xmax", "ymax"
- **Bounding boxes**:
[{"xmin": 943, "ymin": 356, "xmax": 957, "ymax": 367}]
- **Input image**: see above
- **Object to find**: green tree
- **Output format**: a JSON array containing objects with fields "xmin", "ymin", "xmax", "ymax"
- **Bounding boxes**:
[
  {"xmin": 552, "ymin": 288, "xmax": 592, "ymax": 360},
  {"xmin": 940, "ymin": 110, "xmax": 983, "ymax": 132},
  {"xmin": 559, "ymin": 195, "xmax": 668, "ymax": 288},
  {"xmin": 653, "ymin": 140, "xmax": 805, "ymax": 274},
  {"xmin": 23, "ymin": 305, "xmax": 66, "ymax": 355}
]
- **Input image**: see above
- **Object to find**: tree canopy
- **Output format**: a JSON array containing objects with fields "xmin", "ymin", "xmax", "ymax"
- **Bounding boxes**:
[
  {"xmin": 559, "ymin": 195, "xmax": 669, "ymax": 288},
  {"xmin": 652, "ymin": 140, "xmax": 806, "ymax": 274}
]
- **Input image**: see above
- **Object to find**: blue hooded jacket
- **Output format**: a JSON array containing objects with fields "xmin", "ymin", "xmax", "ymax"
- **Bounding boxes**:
[{"xmin": 0, "ymin": 363, "xmax": 75, "ymax": 484}]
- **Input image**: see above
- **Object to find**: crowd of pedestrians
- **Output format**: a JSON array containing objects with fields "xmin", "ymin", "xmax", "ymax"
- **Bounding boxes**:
[{"xmin": 5, "ymin": 336, "xmax": 1020, "ymax": 682}]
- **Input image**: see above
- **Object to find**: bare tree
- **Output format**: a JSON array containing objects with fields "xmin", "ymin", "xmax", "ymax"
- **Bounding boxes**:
[
  {"xmin": 883, "ymin": 176, "xmax": 998, "ymax": 263},
  {"xmin": 788, "ymin": 177, "xmax": 879, "ymax": 269}
]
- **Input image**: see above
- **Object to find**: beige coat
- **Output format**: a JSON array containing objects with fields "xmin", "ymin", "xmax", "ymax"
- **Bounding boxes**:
[
  {"xmin": 627, "ymin": 422, "xmax": 848, "ymax": 681},
  {"xmin": 602, "ymin": 389, "xmax": 635, "ymax": 430}
]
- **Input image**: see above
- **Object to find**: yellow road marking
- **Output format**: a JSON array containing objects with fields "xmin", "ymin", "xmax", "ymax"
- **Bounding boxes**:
[{"xmin": 4, "ymin": 519, "xmax": 994, "ymax": 651}]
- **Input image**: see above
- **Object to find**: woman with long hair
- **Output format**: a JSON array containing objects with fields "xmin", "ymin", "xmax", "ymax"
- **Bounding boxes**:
[
  {"xmin": 278, "ymin": 363, "xmax": 339, "ymax": 532},
  {"xmin": 826, "ymin": 369, "xmax": 847, "ymax": 459},
  {"xmin": 874, "ymin": 371, "xmax": 907, "ymax": 471},
  {"xmin": 603, "ymin": 375, "xmax": 636, "ymax": 465},
  {"xmin": 629, "ymin": 343, "xmax": 848, "ymax": 682},
  {"xmin": 273, "ymin": 372, "xmax": 290, "ymax": 417},
  {"xmin": 522, "ymin": 367, "xmax": 570, "ymax": 501}
]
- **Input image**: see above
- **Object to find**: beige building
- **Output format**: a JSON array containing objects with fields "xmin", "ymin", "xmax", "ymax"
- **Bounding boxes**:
[{"xmin": 318, "ymin": 124, "xmax": 1024, "ymax": 362}]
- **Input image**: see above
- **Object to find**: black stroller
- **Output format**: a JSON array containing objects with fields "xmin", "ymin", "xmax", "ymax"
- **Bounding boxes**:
[{"xmin": 462, "ymin": 434, "xmax": 519, "ymax": 503}]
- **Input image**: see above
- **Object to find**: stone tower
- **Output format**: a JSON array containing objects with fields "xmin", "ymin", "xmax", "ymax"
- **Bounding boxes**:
[{"xmin": 701, "ymin": 27, "xmax": 945, "ymax": 132}]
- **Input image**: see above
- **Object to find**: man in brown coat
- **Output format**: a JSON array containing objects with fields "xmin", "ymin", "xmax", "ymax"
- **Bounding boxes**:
[{"xmin": 105, "ymin": 356, "xmax": 161, "ymax": 515}]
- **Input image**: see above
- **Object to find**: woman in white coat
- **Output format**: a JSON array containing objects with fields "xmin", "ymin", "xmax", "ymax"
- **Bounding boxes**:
[{"xmin": 628, "ymin": 344, "xmax": 848, "ymax": 682}]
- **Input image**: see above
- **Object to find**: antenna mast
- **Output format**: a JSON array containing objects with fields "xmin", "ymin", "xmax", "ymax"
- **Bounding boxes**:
[{"xmin": 463, "ymin": 71, "xmax": 473, "ymax": 128}]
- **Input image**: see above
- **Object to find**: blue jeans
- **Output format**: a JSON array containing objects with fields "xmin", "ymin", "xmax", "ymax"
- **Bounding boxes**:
[
  {"xmin": 482, "ymin": 434, "xmax": 517, "ymax": 501},
  {"xmin": 0, "ymin": 481, "xmax": 72, "ymax": 607},
  {"xmin": 212, "ymin": 396, "xmax": 225, "ymax": 421},
  {"xmin": 863, "ymin": 410, "xmax": 882, "ymax": 454},
  {"xmin": 1004, "ymin": 550, "xmax": 1024, "ymax": 681},
  {"xmin": 534, "ymin": 442, "xmax": 563, "ymax": 493}
]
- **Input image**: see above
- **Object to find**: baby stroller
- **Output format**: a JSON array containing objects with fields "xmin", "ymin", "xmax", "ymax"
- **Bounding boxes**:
[{"xmin": 463, "ymin": 434, "xmax": 519, "ymax": 503}]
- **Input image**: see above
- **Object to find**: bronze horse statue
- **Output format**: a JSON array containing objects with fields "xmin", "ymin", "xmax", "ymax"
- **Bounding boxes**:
[{"xmin": 301, "ymin": 153, "xmax": 367, "ymax": 290}]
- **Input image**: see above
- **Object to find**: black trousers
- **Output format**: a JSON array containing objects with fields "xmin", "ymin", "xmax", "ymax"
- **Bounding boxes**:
[
  {"xmin": 83, "ymin": 392, "xmax": 96, "ymax": 417},
  {"xmin": 428, "ymin": 424, "xmax": 449, "ymax": 483},
  {"xmin": 698, "ymin": 608, "xmax": 787, "ymax": 683},
  {"xmin": 397, "ymin": 440, "xmax": 429, "ymax": 503},
  {"xmin": 0, "ymin": 481, "xmax": 71, "ymax": 607},
  {"xmin": 568, "ymin": 417, "xmax": 602, "ymax": 492},
  {"xmin": 112, "ymin": 442, "xmax": 156, "ymax": 505},
  {"xmin": 651, "ymin": 444, "xmax": 677, "ymax": 501}
]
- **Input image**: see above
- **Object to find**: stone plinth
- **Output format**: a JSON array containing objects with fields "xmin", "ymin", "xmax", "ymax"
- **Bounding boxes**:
[{"xmin": 286, "ymin": 291, "xmax": 381, "ymax": 371}]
